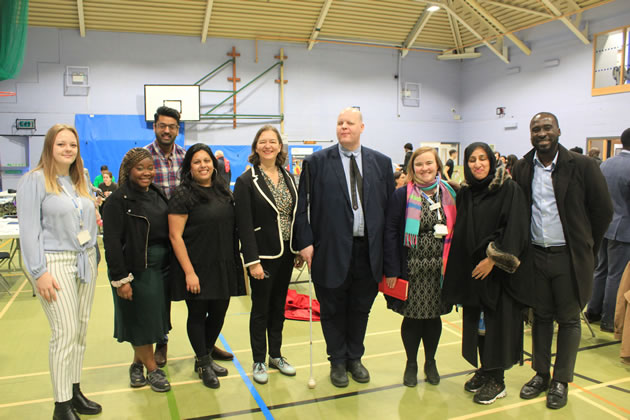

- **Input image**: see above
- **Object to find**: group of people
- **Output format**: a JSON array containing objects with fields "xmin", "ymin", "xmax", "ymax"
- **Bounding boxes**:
[{"xmin": 15, "ymin": 105, "xmax": 620, "ymax": 419}]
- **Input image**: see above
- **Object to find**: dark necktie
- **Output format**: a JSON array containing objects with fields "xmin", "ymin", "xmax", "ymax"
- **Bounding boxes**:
[{"xmin": 349, "ymin": 154, "xmax": 363, "ymax": 210}]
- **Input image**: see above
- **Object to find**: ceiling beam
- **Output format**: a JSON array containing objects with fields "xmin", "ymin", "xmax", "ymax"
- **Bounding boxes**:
[
  {"xmin": 438, "ymin": 0, "xmax": 509, "ymax": 63},
  {"xmin": 540, "ymin": 0, "xmax": 589, "ymax": 44},
  {"xmin": 76, "ymin": 0, "xmax": 86, "ymax": 37},
  {"xmin": 201, "ymin": 0, "xmax": 214, "ymax": 44},
  {"xmin": 480, "ymin": 1, "xmax": 552, "ymax": 19},
  {"xmin": 308, "ymin": 0, "xmax": 334, "ymax": 50},
  {"xmin": 446, "ymin": 0, "xmax": 464, "ymax": 54},
  {"xmin": 401, "ymin": 8, "xmax": 436, "ymax": 57},
  {"xmin": 464, "ymin": 0, "xmax": 530, "ymax": 55}
]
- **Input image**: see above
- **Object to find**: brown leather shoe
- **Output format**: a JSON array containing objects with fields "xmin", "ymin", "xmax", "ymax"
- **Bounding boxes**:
[
  {"xmin": 154, "ymin": 343, "xmax": 167, "ymax": 368},
  {"xmin": 210, "ymin": 345, "xmax": 233, "ymax": 361}
]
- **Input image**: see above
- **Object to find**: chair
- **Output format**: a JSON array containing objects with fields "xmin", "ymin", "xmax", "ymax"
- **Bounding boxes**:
[{"xmin": 0, "ymin": 252, "xmax": 12, "ymax": 295}]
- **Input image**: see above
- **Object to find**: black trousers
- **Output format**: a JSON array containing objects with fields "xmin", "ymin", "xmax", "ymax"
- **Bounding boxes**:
[
  {"xmin": 249, "ymin": 243, "xmax": 295, "ymax": 363},
  {"xmin": 185, "ymin": 299, "xmax": 230, "ymax": 358},
  {"xmin": 314, "ymin": 237, "xmax": 379, "ymax": 364},
  {"xmin": 531, "ymin": 246, "xmax": 581, "ymax": 383}
]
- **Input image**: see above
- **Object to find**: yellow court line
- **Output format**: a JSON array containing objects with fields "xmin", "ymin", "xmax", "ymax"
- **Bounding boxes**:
[
  {"xmin": 0, "ymin": 279, "xmax": 29, "ymax": 320},
  {"xmin": 0, "ymin": 340, "xmax": 464, "ymax": 410},
  {"xmin": 573, "ymin": 393, "xmax": 627, "ymax": 419}
]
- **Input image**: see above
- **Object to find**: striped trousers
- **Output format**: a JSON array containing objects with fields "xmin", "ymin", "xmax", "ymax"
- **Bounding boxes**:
[{"xmin": 38, "ymin": 248, "xmax": 97, "ymax": 402}]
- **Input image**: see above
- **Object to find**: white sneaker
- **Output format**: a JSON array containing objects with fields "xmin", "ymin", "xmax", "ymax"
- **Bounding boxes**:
[
  {"xmin": 269, "ymin": 357, "xmax": 296, "ymax": 376},
  {"xmin": 252, "ymin": 362, "xmax": 268, "ymax": 384}
]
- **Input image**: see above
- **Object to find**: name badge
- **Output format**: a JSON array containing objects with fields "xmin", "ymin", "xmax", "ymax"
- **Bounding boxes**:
[
  {"xmin": 433, "ymin": 224, "xmax": 448, "ymax": 238},
  {"xmin": 429, "ymin": 202, "xmax": 441, "ymax": 211},
  {"xmin": 77, "ymin": 230, "xmax": 92, "ymax": 246}
]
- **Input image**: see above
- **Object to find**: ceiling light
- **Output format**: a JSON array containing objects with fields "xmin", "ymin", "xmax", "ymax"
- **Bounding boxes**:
[{"xmin": 426, "ymin": 5, "xmax": 440, "ymax": 12}]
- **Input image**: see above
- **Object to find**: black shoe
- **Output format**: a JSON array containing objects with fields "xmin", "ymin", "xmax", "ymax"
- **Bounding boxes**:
[
  {"xmin": 330, "ymin": 363, "xmax": 349, "ymax": 388},
  {"xmin": 71, "ymin": 384, "xmax": 102, "ymax": 415},
  {"xmin": 584, "ymin": 311, "xmax": 601, "ymax": 323},
  {"xmin": 147, "ymin": 368, "xmax": 171, "ymax": 392},
  {"xmin": 129, "ymin": 362, "xmax": 147, "ymax": 388},
  {"xmin": 600, "ymin": 323, "xmax": 614, "ymax": 333},
  {"xmin": 546, "ymin": 380, "xmax": 568, "ymax": 409},
  {"xmin": 520, "ymin": 373, "xmax": 550, "ymax": 399},
  {"xmin": 53, "ymin": 401, "xmax": 80, "ymax": 420},
  {"xmin": 154, "ymin": 343, "xmax": 167, "ymax": 368},
  {"xmin": 464, "ymin": 370, "xmax": 487, "ymax": 393},
  {"xmin": 346, "ymin": 360, "xmax": 370, "ymax": 383},
  {"xmin": 424, "ymin": 360, "xmax": 440, "ymax": 385},
  {"xmin": 196, "ymin": 355, "xmax": 220, "ymax": 389},
  {"xmin": 403, "ymin": 361, "xmax": 418, "ymax": 387},
  {"xmin": 194, "ymin": 357, "xmax": 228, "ymax": 377},
  {"xmin": 473, "ymin": 376, "xmax": 506, "ymax": 405},
  {"xmin": 210, "ymin": 345, "xmax": 234, "ymax": 361}
]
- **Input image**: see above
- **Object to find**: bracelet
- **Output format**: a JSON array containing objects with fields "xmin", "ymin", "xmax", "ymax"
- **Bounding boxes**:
[{"xmin": 111, "ymin": 273, "xmax": 134, "ymax": 288}]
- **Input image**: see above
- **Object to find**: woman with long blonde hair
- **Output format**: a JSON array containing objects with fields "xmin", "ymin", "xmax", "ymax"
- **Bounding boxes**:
[{"xmin": 17, "ymin": 124, "xmax": 101, "ymax": 420}]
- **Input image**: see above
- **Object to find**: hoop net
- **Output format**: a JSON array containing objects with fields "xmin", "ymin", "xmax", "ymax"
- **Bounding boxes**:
[{"xmin": 0, "ymin": 91, "xmax": 16, "ymax": 97}]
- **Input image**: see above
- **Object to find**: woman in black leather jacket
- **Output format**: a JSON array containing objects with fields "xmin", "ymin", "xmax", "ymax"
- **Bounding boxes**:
[{"xmin": 102, "ymin": 148, "xmax": 171, "ymax": 393}]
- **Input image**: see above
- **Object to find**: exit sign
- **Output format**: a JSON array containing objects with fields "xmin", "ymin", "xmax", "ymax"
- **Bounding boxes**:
[{"xmin": 16, "ymin": 119, "xmax": 36, "ymax": 129}]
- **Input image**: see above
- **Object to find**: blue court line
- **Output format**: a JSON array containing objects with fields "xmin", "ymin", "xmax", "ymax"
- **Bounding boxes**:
[{"xmin": 218, "ymin": 334, "xmax": 274, "ymax": 420}]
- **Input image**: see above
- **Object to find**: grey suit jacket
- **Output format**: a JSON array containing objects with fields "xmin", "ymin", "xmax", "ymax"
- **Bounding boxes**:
[{"xmin": 601, "ymin": 151, "xmax": 630, "ymax": 243}]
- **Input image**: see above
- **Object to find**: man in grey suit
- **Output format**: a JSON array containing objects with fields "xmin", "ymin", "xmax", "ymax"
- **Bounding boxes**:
[
  {"xmin": 294, "ymin": 107, "xmax": 394, "ymax": 387},
  {"xmin": 585, "ymin": 128, "xmax": 630, "ymax": 332}
]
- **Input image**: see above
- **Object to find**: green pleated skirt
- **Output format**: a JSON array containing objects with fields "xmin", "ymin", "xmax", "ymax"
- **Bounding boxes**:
[{"xmin": 112, "ymin": 244, "xmax": 170, "ymax": 346}]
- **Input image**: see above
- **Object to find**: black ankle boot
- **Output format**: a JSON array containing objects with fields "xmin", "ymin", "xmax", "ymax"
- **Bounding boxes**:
[
  {"xmin": 424, "ymin": 360, "xmax": 440, "ymax": 385},
  {"xmin": 53, "ymin": 400, "xmax": 80, "ymax": 420},
  {"xmin": 403, "ymin": 361, "xmax": 418, "ymax": 387},
  {"xmin": 71, "ymin": 383, "xmax": 102, "ymax": 415},
  {"xmin": 196, "ymin": 355, "xmax": 220, "ymax": 389}
]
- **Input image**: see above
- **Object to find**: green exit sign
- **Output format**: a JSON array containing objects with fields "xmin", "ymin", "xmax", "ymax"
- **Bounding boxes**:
[{"xmin": 16, "ymin": 119, "xmax": 36, "ymax": 129}]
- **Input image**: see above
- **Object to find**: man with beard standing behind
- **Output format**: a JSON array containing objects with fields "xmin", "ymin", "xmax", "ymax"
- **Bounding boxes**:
[
  {"xmin": 511, "ymin": 112, "xmax": 612, "ymax": 410},
  {"xmin": 294, "ymin": 107, "xmax": 394, "ymax": 387},
  {"xmin": 144, "ymin": 106, "xmax": 234, "ymax": 367}
]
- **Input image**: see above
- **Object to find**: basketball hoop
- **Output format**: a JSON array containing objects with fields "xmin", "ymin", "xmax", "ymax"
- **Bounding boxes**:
[{"xmin": 0, "ymin": 91, "xmax": 17, "ymax": 97}]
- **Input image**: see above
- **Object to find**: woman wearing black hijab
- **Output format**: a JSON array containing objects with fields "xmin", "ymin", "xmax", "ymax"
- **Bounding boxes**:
[{"xmin": 442, "ymin": 142, "xmax": 533, "ymax": 405}]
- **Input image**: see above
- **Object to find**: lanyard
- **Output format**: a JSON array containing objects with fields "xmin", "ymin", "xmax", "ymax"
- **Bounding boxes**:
[
  {"xmin": 59, "ymin": 178, "xmax": 85, "ymax": 230},
  {"xmin": 421, "ymin": 188, "xmax": 442, "ymax": 221}
]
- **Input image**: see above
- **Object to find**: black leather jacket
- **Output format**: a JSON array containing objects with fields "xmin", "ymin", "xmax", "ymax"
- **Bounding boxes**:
[{"xmin": 102, "ymin": 183, "xmax": 168, "ymax": 282}]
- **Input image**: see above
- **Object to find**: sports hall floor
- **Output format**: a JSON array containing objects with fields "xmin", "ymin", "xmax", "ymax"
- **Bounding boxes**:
[{"xmin": 1, "ymin": 240, "xmax": 629, "ymax": 420}]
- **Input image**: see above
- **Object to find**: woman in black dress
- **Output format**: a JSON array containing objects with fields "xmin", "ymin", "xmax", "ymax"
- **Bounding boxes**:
[
  {"xmin": 168, "ymin": 143, "xmax": 239, "ymax": 389},
  {"xmin": 442, "ymin": 142, "xmax": 533, "ymax": 405},
  {"xmin": 103, "ymin": 148, "xmax": 171, "ymax": 393},
  {"xmin": 384, "ymin": 147, "xmax": 457, "ymax": 387},
  {"xmin": 234, "ymin": 125, "xmax": 301, "ymax": 385}
]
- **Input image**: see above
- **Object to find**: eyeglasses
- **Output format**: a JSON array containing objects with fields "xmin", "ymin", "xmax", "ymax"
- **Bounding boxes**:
[{"xmin": 156, "ymin": 123, "xmax": 179, "ymax": 130}]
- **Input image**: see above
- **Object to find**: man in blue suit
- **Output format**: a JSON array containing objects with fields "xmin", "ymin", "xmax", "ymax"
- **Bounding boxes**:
[
  {"xmin": 585, "ymin": 128, "xmax": 630, "ymax": 332},
  {"xmin": 294, "ymin": 107, "xmax": 394, "ymax": 387}
]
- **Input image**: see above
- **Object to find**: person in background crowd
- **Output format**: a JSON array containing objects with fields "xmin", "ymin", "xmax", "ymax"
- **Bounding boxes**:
[
  {"xmin": 215, "ymin": 150, "xmax": 232, "ymax": 188},
  {"xmin": 17, "ymin": 124, "xmax": 101, "ymax": 420},
  {"xmin": 234, "ymin": 125, "xmax": 302, "ymax": 384},
  {"xmin": 294, "ymin": 107, "xmax": 394, "ymax": 388},
  {"xmin": 394, "ymin": 170, "xmax": 407, "ymax": 189},
  {"xmin": 92, "ymin": 164, "xmax": 115, "ymax": 188},
  {"xmin": 588, "ymin": 147, "xmax": 602, "ymax": 165},
  {"xmin": 512, "ymin": 112, "xmax": 612, "ymax": 410},
  {"xmin": 493, "ymin": 151, "xmax": 502, "ymax": 167},
  {"xmin": 401, "ymin": 142, "xmax": 413, "ymax": 172},
  {"xmin": 443, "ymin": 142, "xmax": 532, "ymax": 405},
  {"xmin": 144, "ymin": 106, "xmax": 233, "ymax": 365},
  {"xmin": 444, "ymin": 149, "xmax": 457, "ymax": 181},
  {"xmin": 505, "ymin": 154, "xmax": 518, "ymax": 175},
  {"xmin": 169, "ymin": 144, "xmax": 240, "ymax": 389},
  {"xmin": 97, "ymin": 171, "xmax": 117, "ymax": 198},
  {"xmin": 384, "ymin": 147, "xmax": 456, "ymax": 388},
  {"xmin": 569, "ymin": 146, "xmax": 583, "ymax": 154},
  {"xmin": 585, "ymin": 128, "xmax": 630, "ymax": 332},
  {"xmin": 103, "ymin": 148, "xmax": 171, "ymax": 394}
]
